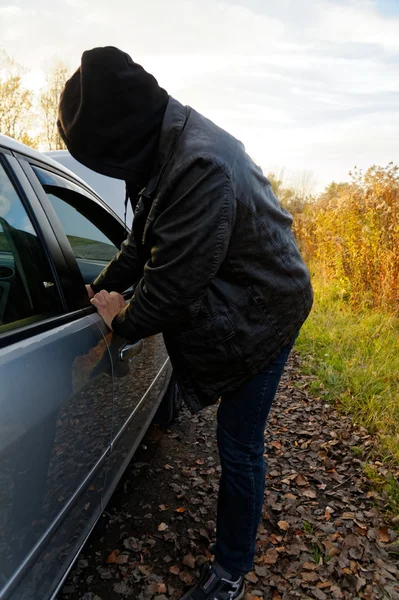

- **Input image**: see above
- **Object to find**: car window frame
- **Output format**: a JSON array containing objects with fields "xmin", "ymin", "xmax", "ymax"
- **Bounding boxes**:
[
  {"xmin": 0, "ymin": 147, "xmax": 132, "ymax": 350},
  {"xmin": 0, "ymin": 150, "xmax": 70, "ymax": 348},
  {"xmin": 17, "ymin": 155, "xmax": 130, "ymax": 306}
]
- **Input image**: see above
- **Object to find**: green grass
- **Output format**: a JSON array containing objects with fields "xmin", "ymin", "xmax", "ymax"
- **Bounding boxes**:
[
  {"xmin": 364, "ymin": 465, "xmax": 399, "ymax": 518},
  {"xmin": 303, "ymin": 520, "xmax": 314, "ymax": 534},
  {"xmin": 296, "ymin": 275, "xmax": 399, "ymax": 518},
  {"xmin": 312, "ymin": 544, "xmax": 330, "ymax": 565}
]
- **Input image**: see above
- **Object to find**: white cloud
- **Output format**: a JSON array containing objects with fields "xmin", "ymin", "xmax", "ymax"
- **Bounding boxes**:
[
  {"xmin": 0, "ymin": 6, "xmax": 23, "ymax": 17},
  {"xmin": 316, "ymin": 0, "xmax": 399, "ymax": 51}
]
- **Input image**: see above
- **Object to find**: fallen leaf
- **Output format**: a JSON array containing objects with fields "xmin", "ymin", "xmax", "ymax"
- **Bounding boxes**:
[
  {"xmin": 263, "ymin": 548, "xmax": 279, "ymax": 565},
  {"xmin": 277, "ymin": 520, "xmax": 290, "ymax": 531},
  {"xmin": 159, "ymin": 504, "xmax": 169, "ymax": 511},
  {"xmin": 377, "ymin": 526, "xmax": 391, "ymax": 543},
  {"xmin": 122, "ymin": 537, "xmax": 140, "ymax": 552},
  {"xmin": 180, "ymin": 570, "xmax": 194, "ymax": 585},
  {"xmin": 113, "ymin": 581, "xmax": 132, "ymax": 595},
  {"xmin": 271, "ymin": 441, "xmax": 282, "ymax": 450},
  {"xmin": 169, "ymin": 565, "xmax": 181, "ymax": 575},
  {"xmin": 316, "ymin": 582, "xmax": 333, "ymax": 589},
  {"xmin": 175, "ymin": 507, "xmax": 186, "ymax": 513},
  {"xmin": 312, "ymin": 589, "xmax": 328, "ymax": 600},
  {"xmin": 147, "ymin": 583, "xmax": 167, "ymax": 595},
  {"xmin": 295, "ymin": 473, "xmax": 308, "ymax": 486},
  {"xmin": 269, "ymin": 534, "xmax": 283, "ymax": 544},
  {"xmin": 116, "ymin": 554, "xmax": 129, "ymax": 564},
  {"xmin": 158, "ymin": 523, "xmax": 168, "ymax": 532},
  {"xmin": 106, "ymin": 550, "xmax": 120, "ymax": 564},
  {"xmin": 284, "ymin": 493, "xmax": 297, "ymax": 500},
  {"xmin": 245, "ymin": 572, "xmax": 259, "ymax": 584},
  {"xmin": 182, "ymin": 554, "xmax": 196, "ymax": 569},
  {"xmin": 199, "ymin": 528, "xmax": 210, "ymax": 539},
  {"xmin": 182, "ymin": 468, "xmax": 194, "ymax": 477}
]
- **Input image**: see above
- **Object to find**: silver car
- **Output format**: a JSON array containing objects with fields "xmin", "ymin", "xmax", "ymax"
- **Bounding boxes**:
[{"xmin": 0, "ymin": 135, "xmax": 178, "ymax": 600}]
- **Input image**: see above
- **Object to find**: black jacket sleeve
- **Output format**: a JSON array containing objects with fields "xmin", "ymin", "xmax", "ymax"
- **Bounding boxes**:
[
  {"xmin": 111, "ymin": 159, "xmax": 235, "ymax": 342},
  {"xmin": 91, "ymin": 230, "xmax": 141, "ymax": 294}
]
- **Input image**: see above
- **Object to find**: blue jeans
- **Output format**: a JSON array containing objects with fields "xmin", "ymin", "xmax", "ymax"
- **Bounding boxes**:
[{"xmin": 215, "ymin": 340, "xmax": 295, "ymax": 576}]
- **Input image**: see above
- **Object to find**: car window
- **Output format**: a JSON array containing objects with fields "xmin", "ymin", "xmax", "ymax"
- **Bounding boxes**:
[
  {"xmin": 0, "ymin": 161, "xmax": 63, "ymax": 333},
  {"xmin": 33, "ymin": 167, "xmax": 119, "ymax": 284}
]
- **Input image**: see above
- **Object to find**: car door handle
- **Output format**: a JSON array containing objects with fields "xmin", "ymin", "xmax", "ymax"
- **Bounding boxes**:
[{"xmin": 119, "ymin": 340, "xmax": 143, "ymax": 362}]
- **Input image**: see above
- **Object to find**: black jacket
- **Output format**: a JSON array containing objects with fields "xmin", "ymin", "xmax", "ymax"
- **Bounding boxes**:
[{"xmin": 92, "ymin": 97, "xmax": 313, "ymax": 412}]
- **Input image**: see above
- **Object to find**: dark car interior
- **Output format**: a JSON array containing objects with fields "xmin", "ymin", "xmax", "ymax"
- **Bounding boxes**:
[{"xmin": 0, "ymin": 218, "xmax": 60, "ymax": 329}]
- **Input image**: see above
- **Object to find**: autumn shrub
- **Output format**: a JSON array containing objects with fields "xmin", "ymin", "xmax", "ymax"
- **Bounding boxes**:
[{"xmin": 294, "ymin": 164, "xmax": 399, "ymax": 314}]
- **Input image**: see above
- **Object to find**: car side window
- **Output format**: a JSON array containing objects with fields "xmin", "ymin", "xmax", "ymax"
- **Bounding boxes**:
[
  {"xmin": 0, "ymin": 161, "xmax": 63, "ymax": 333},
  {"xmin": 32, "ymin": 167, "xmax": 119, "ymax": 285}
]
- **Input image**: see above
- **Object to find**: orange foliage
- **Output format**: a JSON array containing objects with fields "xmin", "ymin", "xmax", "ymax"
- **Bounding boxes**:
[{"xmin": 294, "ymin": 163, "xmax": 399, "ymax": 313}]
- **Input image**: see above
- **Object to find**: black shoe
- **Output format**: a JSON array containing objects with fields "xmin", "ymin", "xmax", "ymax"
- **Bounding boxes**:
[{"xmin": 180, "ymin": 564, "xmax": 245, "ymax": 600}]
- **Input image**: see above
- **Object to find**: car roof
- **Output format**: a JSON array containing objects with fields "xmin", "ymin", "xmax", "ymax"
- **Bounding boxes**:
[{"xmin": 0, "ymin": 134, "xmax": 99, "ymax": 198}]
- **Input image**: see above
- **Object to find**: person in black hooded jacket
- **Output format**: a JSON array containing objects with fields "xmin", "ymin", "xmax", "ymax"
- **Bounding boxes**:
[{"xmin": 58, "ymin": 46, "xmax": 313, "ymax": 600}]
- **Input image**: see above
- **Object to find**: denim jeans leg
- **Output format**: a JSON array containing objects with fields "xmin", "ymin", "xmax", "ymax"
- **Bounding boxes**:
[{"xmin": 214, "ymin": 342, "xmax": 294, "ymax": 576}]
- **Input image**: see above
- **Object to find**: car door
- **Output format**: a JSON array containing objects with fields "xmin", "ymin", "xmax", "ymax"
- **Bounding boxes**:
[
  {"xmin": 0, "ymin": 151, "xmax": 114, "ymax": 600},
  {"xmin": 23, "ymin": 160, "xmax": 171, "ymax": 511}
]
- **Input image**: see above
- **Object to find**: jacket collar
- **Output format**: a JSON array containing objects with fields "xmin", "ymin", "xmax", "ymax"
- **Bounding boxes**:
[{"xmin": 142, "ymin": 96, "xmax": 188, "ymax": 198}]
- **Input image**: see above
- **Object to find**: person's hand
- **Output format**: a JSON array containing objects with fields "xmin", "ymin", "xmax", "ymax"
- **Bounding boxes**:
[
  {"xmin": 86, "ymin": 284, "xmax": 95, "ymax": 300},
  {"xmin": 91, "ymin": 290, "xmax": 126, "ymax": 330}
]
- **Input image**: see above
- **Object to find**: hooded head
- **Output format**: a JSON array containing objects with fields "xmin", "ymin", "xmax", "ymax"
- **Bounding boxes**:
[{"xmin": 57, "ymin": 46, "xmax": 169, "ymax": 187}]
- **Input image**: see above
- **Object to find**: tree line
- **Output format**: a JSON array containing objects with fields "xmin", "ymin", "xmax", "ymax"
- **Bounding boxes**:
[{"xmin": 0, "ymin": 48, "xmax": 69, "ymax": 150}]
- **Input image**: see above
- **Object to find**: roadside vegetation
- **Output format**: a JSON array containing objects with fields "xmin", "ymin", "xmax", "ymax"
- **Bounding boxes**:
[{"xmin": 270, "ymin": 164, "xmax": 399, "ymax": 519}]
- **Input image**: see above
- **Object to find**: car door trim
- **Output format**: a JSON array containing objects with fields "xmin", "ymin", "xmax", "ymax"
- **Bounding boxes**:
[
  {"xmin": 0, "ymin": 308, "xmax": 94, "ymax": 349},
  {"xmin": 111, "ymin": 357, "xmax": 170, "ymax": 449}
]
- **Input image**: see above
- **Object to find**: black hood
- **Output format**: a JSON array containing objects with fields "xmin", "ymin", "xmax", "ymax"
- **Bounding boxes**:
[{"xmin": 57, "ymin": 46, "xmax": 169, "ymax": 186}]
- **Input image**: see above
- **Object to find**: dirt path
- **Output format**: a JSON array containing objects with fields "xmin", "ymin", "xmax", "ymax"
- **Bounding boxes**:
[{"xmin": 59, "ymin": 352, "xmax": 399, "ymax": 600}]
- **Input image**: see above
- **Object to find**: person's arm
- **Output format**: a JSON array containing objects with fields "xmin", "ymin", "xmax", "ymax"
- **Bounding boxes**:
[
  {"xmin": 90, "ymin": 230, "xmax": 141, "ymax": 295},
  {"xmin": 110, "ymin": 159, "xmax": 235, "ymax": 342}
]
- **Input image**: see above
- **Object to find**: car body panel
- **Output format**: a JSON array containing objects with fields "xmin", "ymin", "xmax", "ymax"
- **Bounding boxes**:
[
  {"xmin": 0, "ymin": 136, "xmax": 171, "ymax": 600},
  {"xmin": 0, "ymin": 315, "xmax": 113, "ymax": 600},
  {"xmin": 102, "ymin": 328, "xmax": 172, "ymax": 502}
]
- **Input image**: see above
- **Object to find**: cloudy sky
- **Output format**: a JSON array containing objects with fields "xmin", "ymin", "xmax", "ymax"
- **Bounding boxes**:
[{"xmin": 1, "ymin": 0, "xmax": 399, "ymax": 191}]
